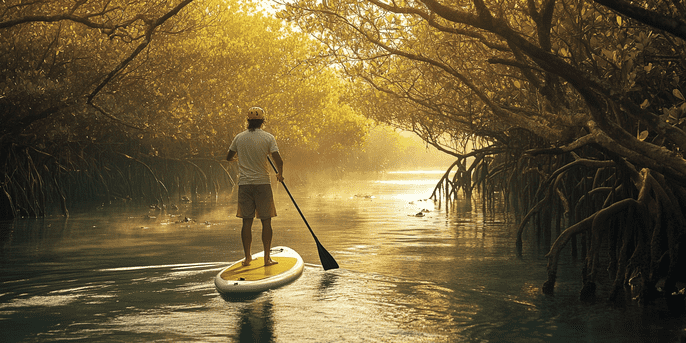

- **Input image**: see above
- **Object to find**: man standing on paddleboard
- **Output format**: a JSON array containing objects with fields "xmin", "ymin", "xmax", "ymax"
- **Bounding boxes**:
[{"xmin": 226, "ymin": 106, "xmax": 284, "ymax": 267}]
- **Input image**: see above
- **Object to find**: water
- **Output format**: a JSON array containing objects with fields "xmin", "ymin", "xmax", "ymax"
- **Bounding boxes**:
[{"xmin": 1, "ymin": 171, "xmax": 685, "ymax": 342}]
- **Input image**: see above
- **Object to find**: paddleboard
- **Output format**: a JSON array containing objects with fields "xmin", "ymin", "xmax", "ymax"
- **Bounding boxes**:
[{"xmin": 214, "ymin": 246, "xmax": 304, "ymax": 294}]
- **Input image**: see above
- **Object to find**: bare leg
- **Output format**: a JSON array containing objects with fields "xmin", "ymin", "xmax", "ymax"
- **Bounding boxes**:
[
  {"xmin": 261, "ymin": 218, "xmax": 278, "ymax": 266},
  {"xmin": 241, "ymin": 218, "xmax": 253, "ymax": 266}
]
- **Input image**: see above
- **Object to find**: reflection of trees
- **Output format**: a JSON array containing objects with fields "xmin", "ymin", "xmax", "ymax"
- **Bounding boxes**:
[{"xmin": 279, "ymin": 0, "xmax": 686, "ymax": 310}]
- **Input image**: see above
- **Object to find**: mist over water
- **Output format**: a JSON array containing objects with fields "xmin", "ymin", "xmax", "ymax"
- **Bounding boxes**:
[{"xmin": 1, "ymin": 170, "xmax": 684, "ymax": 342}]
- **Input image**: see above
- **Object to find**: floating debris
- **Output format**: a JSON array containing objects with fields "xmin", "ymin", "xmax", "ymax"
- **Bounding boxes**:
[{"xmin": 179, "ymin": 216, "xmax": 194, "ymax": 223}]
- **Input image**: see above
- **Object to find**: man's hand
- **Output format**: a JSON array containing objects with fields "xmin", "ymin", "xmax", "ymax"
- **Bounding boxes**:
[
  {"xmin": 226, "ymin": 150, "xmax": 237, "ymax": 161},
  {"xmin": 271, "ymin": 151, "xmax": 284, "ymax": 183}
]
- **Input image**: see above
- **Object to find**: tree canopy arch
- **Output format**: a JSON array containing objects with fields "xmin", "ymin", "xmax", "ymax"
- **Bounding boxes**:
[
  {"xmin": 0, "ymin": 0, "xmax": 370, "ymax": 218},
  {"xmin": 278, "ymin": 0, "xmax": 686, "ymax": 308}
]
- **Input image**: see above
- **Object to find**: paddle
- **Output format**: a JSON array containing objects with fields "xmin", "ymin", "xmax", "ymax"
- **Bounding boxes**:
[{"xmin": 268, "ymin": 157, "xmax": 339, "ymax": 270}]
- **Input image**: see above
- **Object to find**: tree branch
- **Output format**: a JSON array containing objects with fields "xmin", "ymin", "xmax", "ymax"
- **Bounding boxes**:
[
  {"xmin": 593, "ymin": 0, "xmax": 686, "ymax": 41},
  {"xmin": 87, "ymin": 0, "xmax": 195, "ymax": 120}
]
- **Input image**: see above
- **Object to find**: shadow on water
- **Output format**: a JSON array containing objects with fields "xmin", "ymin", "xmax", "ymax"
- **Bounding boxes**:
[
  {"xmin": 220, "ymin": 292, "xmax": 263, "ymax": 303},
  {"xmin": 317, "ymin": 270, "xmax": 339, "ymax": 293},
  {"xmin": 220, "ymin": 267, "xmax": 339, "ymax": 343},
  {"xmin": 235, "ymin": 296, "xmax": 276, "ymax": 343}
]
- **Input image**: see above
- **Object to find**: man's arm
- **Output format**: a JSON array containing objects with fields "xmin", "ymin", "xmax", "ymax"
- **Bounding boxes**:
[
  {"xmin": 227, "ymin": 149, "xmax": 237, "ymax": 161},
  {"xmin": 271, "ymin": 151, "xmax": 284, "ymax": 182}
]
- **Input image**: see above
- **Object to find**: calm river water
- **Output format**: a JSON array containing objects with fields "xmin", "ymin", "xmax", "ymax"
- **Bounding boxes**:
[{"xmin": 1, "ymin": 171, "xmax": 685, "ymax": 342}]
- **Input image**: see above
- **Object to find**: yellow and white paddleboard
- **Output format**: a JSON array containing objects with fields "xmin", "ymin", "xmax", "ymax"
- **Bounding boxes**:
[{"xmin": 214, "ymin": 246, "xmax": 304, "ymax": 294}]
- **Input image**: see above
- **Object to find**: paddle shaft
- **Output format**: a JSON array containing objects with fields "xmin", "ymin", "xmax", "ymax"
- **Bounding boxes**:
[{"xmin": 267, "ymin": 157, "xmax": 339, "ymax": 270}]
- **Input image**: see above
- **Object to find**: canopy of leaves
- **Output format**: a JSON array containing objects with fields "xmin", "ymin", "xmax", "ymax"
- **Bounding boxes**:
[
  {"xmin": 277, "ymin": 0, "xmax": 686, "ymax": 178},
  {"xmin": 276, "ymin": 0, "xmax": 686, "ymax": 305},
  {"xmin": 0, "ymin": 0, "xmax": 369, "ymax": 167}
]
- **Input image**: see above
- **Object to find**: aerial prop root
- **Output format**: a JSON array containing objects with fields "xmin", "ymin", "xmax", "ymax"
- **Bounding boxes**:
[
  {"xmin": 542, "ymin": 198, "xmax": 638, "ymax": 296},
  {"xmin": 542, "ymin": 164, "xmax": 650, "ymax": 296},
  {"xmin": 515, "ymin": 157, "xmax": 616, "ymax": 255},
  {"xmin": 543, "ymin": 168, "xmax": 686, "ymax": 305}
]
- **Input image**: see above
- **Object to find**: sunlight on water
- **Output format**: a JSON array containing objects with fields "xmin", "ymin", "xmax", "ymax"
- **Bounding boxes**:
[
  {"xmin": 100, "ymin": 262, "xmax": 221, "ymax": 272},
  {"xmin": 0, "ymin": 294, "xmax": 81, "ymax": 309},
  {"xmin": 1, "ymin": 171, "xmax": 685, "ymax": 342},
  {"xmin": 376, "ymin": 179, "xmax": 438, "ymax": 185},
  {"xmin": 386, "ymin": 170, "xmax": 446, "ymax": 174}
]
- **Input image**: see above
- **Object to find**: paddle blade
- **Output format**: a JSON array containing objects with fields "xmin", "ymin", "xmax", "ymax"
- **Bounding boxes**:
[{"xmin": 316, "ymin": 242, "xmax": 339, "ymax": 270}]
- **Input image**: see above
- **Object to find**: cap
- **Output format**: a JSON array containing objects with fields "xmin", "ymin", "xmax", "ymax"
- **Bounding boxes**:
[{"xmin": 247, "ymin": 107, "xmax": 266, "ymax": 120}]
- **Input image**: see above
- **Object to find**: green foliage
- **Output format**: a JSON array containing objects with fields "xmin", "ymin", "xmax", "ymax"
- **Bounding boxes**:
[
  {"xmin": 355, "ymin": 126, "xmax": 453, "ymax": 171},
  {"xmin": 0, "ymin": 0, "xmax": 377, "ymax": 217},
  {"xmin": 277, "ymin": 0, "xmax": 686, "ymax": 305},
  {"xmin": 278, "ymin": 0, "xmax": 686, "ymax": 178},
  {"xmin": 0, "ymin": 0, "xmax": 369, "ymax": 163}
]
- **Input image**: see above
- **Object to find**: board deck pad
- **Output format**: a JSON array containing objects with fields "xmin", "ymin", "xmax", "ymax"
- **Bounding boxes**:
[{"xmin": 219, "ymin": 256, "xmax": 297, "ymax": 281}]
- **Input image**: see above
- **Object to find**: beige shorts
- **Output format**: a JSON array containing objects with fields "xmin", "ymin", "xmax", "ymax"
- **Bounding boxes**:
[{"xmin": 236, "ymin": 184, "xmax": 277, "ymax": 219}]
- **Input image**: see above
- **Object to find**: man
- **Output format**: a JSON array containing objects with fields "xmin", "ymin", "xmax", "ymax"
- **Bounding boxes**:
[{"xmin": 226, "ymin": 106, "xmax": 284, "ymax": 266}]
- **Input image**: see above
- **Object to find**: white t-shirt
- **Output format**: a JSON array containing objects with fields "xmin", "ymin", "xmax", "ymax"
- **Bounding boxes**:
[{"xmin": 228, "ymin": 129, "xmax": 279, "ymax": 185}]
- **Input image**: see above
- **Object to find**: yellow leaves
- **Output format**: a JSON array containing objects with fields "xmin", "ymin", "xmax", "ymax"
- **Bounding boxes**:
[
  {"xmin": 637, "ymin": 130, "xmax": 648, "ymax": 141},
  {"xmin": 559, "ymin": 47, "xmax": 569, "ymax": 58},
  {"xmin": 674, "ymin": 89, "xmax": 685, "ymax": 102},
  {"xmin": 601, "ymin": 48, "xmax": 615, "ymax": 62}
]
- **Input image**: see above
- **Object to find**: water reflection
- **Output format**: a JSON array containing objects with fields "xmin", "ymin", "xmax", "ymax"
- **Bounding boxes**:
[
  {"xmin": 236, "ymin": 297, "xmax": 275, "ymax": 343},
  {"xmin": 0, "ymin": 217, "xmax": 70, "ymax": 261},
  {"xmin": 1, "ymin": 171, "xmax": 685, "ymax": 342},
  {"xmin": 317, "ymin": 271, "xmax": 338, "ymax": 295}
]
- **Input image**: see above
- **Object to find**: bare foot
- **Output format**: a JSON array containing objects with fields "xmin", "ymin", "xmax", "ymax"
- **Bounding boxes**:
[
  {"xmin": 242, "ymin": 257, "xmax": 252, "ymax": 266},
  {"xmin": 264, "ymin": 258, "xmax": 279, "ymax": 267}
]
